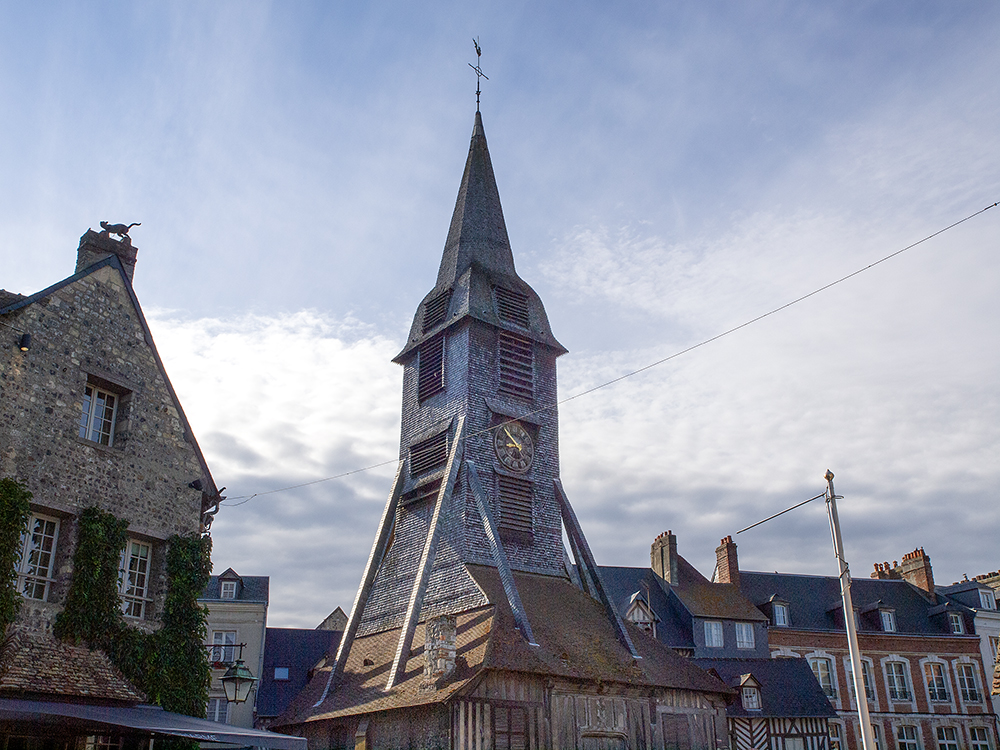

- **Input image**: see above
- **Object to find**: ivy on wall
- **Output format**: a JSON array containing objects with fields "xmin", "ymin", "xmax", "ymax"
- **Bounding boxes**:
[
  {"xmin": 53, "ymin": 506, "xmax": 213, "ymax": 732},
  {"xmin": 0, "ymin": 478, "xmax": 32, "ymax": 633}
]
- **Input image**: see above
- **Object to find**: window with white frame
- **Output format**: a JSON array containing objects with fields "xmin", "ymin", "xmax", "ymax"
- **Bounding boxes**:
[
  {"xmin": 704, "ymin": 620, "xmax": 724, "ymax": 648},
  {"xmin": 17, "ymin": 514, "xmax": 60, "ymax": 601},
  {"xmin": 741, "ymin": 686, "xmax": 761, "ymax": 710},
  {"xmin": 829, "ymin": 724, "xmax": 842, "ymax": 750},
  {"xmin": 956, "ymin": 663, "xmax": 981, "ymax": 702},
  {"xmin": 118, "ymin": 539, "xmax": 150, "ymax": 618},
  {"xmin": 880, "ymin": 609, "xmax": 897, "ymax": 632},
  {"xmin": 924, "ymin": 662, "xmax": 949, "ymax": 701},
  {"xmin": 736, "ymin": 622, "xmax": 755, "ymax": 649},
  {"xmin": 220, "ymin": 580, "xmax": 237, "ymax": 599},
  {"xmin": 949, "ymin": 612, "xmax": 964, "ymax": 634},
  {"xmin": 847, "ymin": 659, "xmax": 874, "ymax": 701},
  {"xmin": 886, "ymin": 661, "xmax": 911, "ymax": 701},
  {"xmin": 773, "ymin": 603, "xmax": 789, "ymax": 627},
  {"xmin": 980, "ymin": 590, "xmax": 996, "ymax": 610},
  {"xmin": 79, "ymin": 385, "xmax": 118, "ymax": 446},
  {"xmin": 809, "ymin": 657, "xmax": 836, "ymax": 698},
  {"xmin": 206, "ymin": 697, "xmax": 229, "ymax": 723},
  {"xmin": 870, "ymin": 724, "xmax": 882, "ymax": 750},
  {"xmin": 970, "ymin": 727, "xmax": 992, "ymax": 750},
  {"xmin": 897, "ymin": 725, "xmax": 920, "ymax": 750},
  {"xmin": 990, "ymin": 637, "xmax": 999, "ymax": 664},
  {"xmin": 936, "ymin": 727, "xmax": 959, "ymax": 750},
  {"xmin": 211, "ymin": 630, "xmax": 236, "ymax": 664}
]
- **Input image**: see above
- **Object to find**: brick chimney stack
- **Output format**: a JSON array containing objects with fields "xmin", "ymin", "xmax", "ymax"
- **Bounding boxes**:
[
  {"xmin": 870, "ymin": 547, "xmax": 935, "ymax": 595},
  {"xmin": 651, "ymin": 531, "xmax": 679, "ymax": 585},
  {"xmin": 76, "ymin": 229, "xmax": 138, "ymax": 283},
  {"xmin": 716, "ymin": 535, "xmax": 739, "ymax": 586}
]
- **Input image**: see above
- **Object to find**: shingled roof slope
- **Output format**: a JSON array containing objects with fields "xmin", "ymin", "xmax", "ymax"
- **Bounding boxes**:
[
  {"xmin": 595, "ymin": 566, "xmax": 693, "ymax": 650},
  {"xmin": 692, "ymin": 658, "xmax": 836, "ymax": 718},
  {"xmin": 257, "ymin": 628, "xmax": 341, "ymax": 720},
  {"xmin": 0, "ymin": 631, "xmax": 143, "ymax": 703},
  {"xmin": 672, "ymin": 556, "xmax": 767, "ymax": 622}
]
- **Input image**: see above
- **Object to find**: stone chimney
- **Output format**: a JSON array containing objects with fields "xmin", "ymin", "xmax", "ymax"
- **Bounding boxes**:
[
  {"xmin": 651, "ymin": 530, "xmax": 679, "ymax": 585},
  {"xmin": 870, "ymin": 547, "xmax": 934, "ymax": 595},
  {"xmin": 76, "ymin": 229, "xmax": 138, "ymax": 284},
  {"xmin": 716, "ymin": 535, "xmax": 739, "ymax": 586},
  {"xmin": 421, "ymin": 614, "xmax": 456, "ymax": 689}
]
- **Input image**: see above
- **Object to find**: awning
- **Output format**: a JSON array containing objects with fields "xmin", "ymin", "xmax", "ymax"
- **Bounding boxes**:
[{"xmin": 0, "ymin": 698, "xmax": 306, "ymax": 750}]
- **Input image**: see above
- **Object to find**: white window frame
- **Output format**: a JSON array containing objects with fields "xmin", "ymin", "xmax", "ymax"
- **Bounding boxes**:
[
  {"xmin": 955, "ymin": 662, "xmax": 981, "ymax": 702},
  {"xmin": 206, "ymin": 697, "xmax": 229, "ymax": 723},
  {"xmin": 735, "ymin": 622, "xmax": 755, "ymax": 649},
  {"xmin": 773, "ymin": 603, "xmax": 789, "ymax": 627},
  {"xmin": 970, "ymin": 727, "xmax": 992, "ymax": 750},
  {"xmin": 880, "ymin": 609, "xmax": 897, "ymax": 632},
  {"xmin": 846, "ymin": 658, "xmax": 875, "ymax": 703},
  {"xmin": 885, "ymin": 659, "xmax": 912, "ymax": 701},
  {"xmin": 829, "ymin": 723, "xmax": 842, "ymax": 750},
  {"xmin": 809, "ymin": 656, "xmax": 836, "ymax": 699},
  {"xmin": 220, "ymin": 580, "xmax": 237, "ymax": 599},
  {"xmin": 870, "ymin": 724, "xmax": 882, "ymax": 750},
  {"xmin": 980, "ymin": 590, "xmax": 996, "ymax": 610},
  {"xmin": 948, "ymin": 612, "xmax": 964, "ymax": 634},
  {"xmin": 704, "ymin": 620, "xmax": 724, "ymax": 648},
  {"xmin": 741, "ymin": 686, "xmax": 761, "ymax": 710},
  {"xmin": 79, "ymin": 385, "xmax": 118, "ymax": 446},
  {"xmin": 118, "ymin": 539, "xmax": 151, "ymax": 619},
  {"xmin": 211, "ymin": 630, "xmax": 237, "ymax": 664},
  {"xmin": 924, "ymin": 661, "xmax": 949, "ymax": 702},
  {"xmin": 936, "ymin": 727, "xmax": 959, "ymax": 750},
  {"xmin": 17, "ymin": 513, "xmax": 60, "ymax": 602},
  {"xmin": 897, "ymin": 725, "xmax": 920, "ymax": 750}
]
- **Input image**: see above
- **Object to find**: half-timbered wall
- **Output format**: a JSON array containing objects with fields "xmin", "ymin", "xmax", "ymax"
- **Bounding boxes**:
[{"xmin": 730, "ymin": 718, "xmax": 830, "ymax": 750}]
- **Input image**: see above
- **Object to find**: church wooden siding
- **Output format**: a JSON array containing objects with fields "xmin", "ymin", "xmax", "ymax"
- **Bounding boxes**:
[{"xmin": 729, "ymin": 717, "xmax": 830, "ymax": 750}]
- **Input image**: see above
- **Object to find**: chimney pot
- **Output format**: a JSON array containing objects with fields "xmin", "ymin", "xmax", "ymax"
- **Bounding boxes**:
[{"xmin": 715, "ymin": 535, "xmax": 740, "ymax": 586}]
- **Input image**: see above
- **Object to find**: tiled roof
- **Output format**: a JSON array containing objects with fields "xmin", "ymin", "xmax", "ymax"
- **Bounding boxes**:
[
  {"xmin": 275, "ymin": 568, "xmax": 729, "ymax": 729},
  {"xmin": 0, "ymin": 631, "xmax": 143, "ymax": 703},
  {"xmin": 0, "ymin": 290, "xmax": 25, "ymax": 308},
  {"xmin": 200, "ymin": 574, "xmax": 269, "ymax": 602},
  {"xmin": 692, "ymin": 658, "xmax": 837, "ymax": 718},
  {"xmin": 740, "ymin": 571, "xmax": 972, "ymax": 634},
  {"xmin": 672, "ymin": 557, "xmax": 768, "ymax": 623},
  {"xmin": 596, "ymin": 566, "xmax": 693, "ymax": 650},
  {"xmin": 257, "ymin": 628, "xmax": 341, "ymax": 719}
]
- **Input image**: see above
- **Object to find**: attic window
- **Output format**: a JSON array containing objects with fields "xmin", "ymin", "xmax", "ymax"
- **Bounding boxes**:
[
  {"xmin": 274, "ymin": 667, "xmax": 290, "ymax": 680},
  {"xmin": 220, "ymin": 581, "xmax": 237, "ymax": 599},
  {"xmin": 494, "ymin": 286, "xmax": 530, "ymax": 328},
  {"xmin": 418, "ymin": 334, "xmax": 445, "ymax": 401},
  {"xmin": 497, "ymin": 475, "xmax": 533, "ymax": 539},
  {"xmin": 949, "ymin": 612, "xmax": 964, "ymax": 634},
  {"xmin": 880, "ymin": 609, "xmax": 896, "ymax": 632},
  {"xmin": 979, "ymin": 590, "xmax": 995, "ymax": 610},
  {"xmin": 772, "ymin": 603, "xmax": 789, "ymax": 627},
  {"xmin": 422, "ymin": 289, "xmax": 451, "ymax": 332},
  {"xmin": 498, "ymin": 331, "xmax": 533, "ymax": 401},
  {"xmin": 741, "ymin": 686, "xmax": 761, "ymax": 711},
  {"xmin": 409, "ymin": 431, "xmax": 448, "ymax": 475}
]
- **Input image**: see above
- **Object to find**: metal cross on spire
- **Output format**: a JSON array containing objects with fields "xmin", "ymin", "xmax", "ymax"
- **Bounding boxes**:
[{"xmin": 469, "ymin": 38, "xmax": 488, "ymax": 111}]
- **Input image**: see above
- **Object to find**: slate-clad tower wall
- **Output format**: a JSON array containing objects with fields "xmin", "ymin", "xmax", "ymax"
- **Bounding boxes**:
[{"xmin": 356, "ymin": 112, "xmax": 567, "ymax": 637}]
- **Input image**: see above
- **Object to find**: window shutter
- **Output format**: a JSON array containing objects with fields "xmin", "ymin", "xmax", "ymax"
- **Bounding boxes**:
[
  {"xmin": 418, "ymin": 335, "xmax": 445, "ymax": 401},
  {"xmin": 409, "ymin": 431, "xmax": 448, "ymax": 475},
  {"xmin": 494, "ymin": 286, "xmax": 530, "ymax": 328},
  {"xmin": 422, "ymin": 288, "xmax": 451, "ymax": 332},
  {"xmin": 497, "ymin": 475, "xmax": 533, "ymax": 536},
  {"xmin": 498, "ymin": 331, "xmax": 533, "ymax": 400}
]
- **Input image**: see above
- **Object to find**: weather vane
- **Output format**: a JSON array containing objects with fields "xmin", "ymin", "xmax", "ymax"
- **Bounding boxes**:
[{"xmin": 469, "ymin": 38, "xmax": 488, "ymax": 111}]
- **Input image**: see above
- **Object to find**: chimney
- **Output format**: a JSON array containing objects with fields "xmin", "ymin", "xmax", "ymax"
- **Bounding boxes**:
[
  {"xmin": 76, "ymin": 229, "xmax": 138, "ymax": 284},
  {"xmin": 651, "ymin": 530, "xmax": 679, "ymax": 585},
  {"xmin": 421, "ymin": 614, "xmax": 456, "ymax": 688},
  {"xmin": 716, "ymin": 535, "xmax": 739, "ymax": 586},
  {"xmin": 897, "ymin": 547, "xmax": 935, "ymax": 595}
]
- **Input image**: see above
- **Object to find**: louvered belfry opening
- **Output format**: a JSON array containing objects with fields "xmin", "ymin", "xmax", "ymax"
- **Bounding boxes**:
[
  {"xmin": 409, "ymin": 430, "xmax": 449, "ymax": 475},
  {"xmin": 498, "ymin": 331, "xmax": 533, "ymax": 401},
  {"xmin": 497, "ymin": 475, "xmax": 533, "ymax": 539},
  {"xmin": 422, "ymin": 288, "xmax": 452, "ymax": 332},
  {"xmin": 418, "ymin": 334, "xmax": 446, "ymax": 401},
  {"xmin": 494, "ymin": 286, "xmax": 530, "ymax": 329}
]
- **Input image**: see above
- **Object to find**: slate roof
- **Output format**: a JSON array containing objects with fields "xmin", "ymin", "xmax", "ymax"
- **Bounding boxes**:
[
  {"xmin": 671, "ymin": 557, "xmax": 767, "ymax": 623},
  {"xmin": 275, "ymin": 567, "xmax": 729, "ymax": 729},
  {"xmin": 740, "ymin": 572, "xmax": 974, "ymax": 634},
  {"xmin": 200, "ymin": 572, "xmax": 269, "ymax": 602},
  {"xmin": 0, "ymin": 631, "xmax": 143, "ymax": 703},
  {"xmin": 692, "ymin": 658, "xmax": 837, "ymax": 719},
  {"xmin": 395, "ymin": 112, "xmax": 565, "ymax": 362},
  {"xmin": 0, "ymin": 290, "xmax": 24, "ymax": 308},
  {"xmin": 257, "ymin": 628, "xmax": 341, "ymax": 720},
  {"xmin": 598, "ymin": 565, "xmax": 694, "ymax": 650}
]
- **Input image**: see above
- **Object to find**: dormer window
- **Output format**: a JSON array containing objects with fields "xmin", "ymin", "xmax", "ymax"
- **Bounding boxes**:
[
  {"xmin": 880, "ymin": 609, "xmax": 897, "ymax": 632},
  {"xmin": 625, "ymin": 592, "xmax": 659, "ymax": 638},
  {"xmin": 220, "ymin": 581, "xmax": 237, "ymax": 599},
  {"xmin": 949, "ymin": 612, "xmax": 964, "ymax": 634},
  {"xmin": 741, "ymin": 686, "xmax": 761, "ymax": 710},
  {"xmin": 704, "ymin": 620, "xmax": 724, "ymax": 648},
  {"xmin": 979, "ymin": 590, "xmax": 996, "ymax": 610},
  {"xmin": 772, "ymin": 602, "xmax": 789, "ymax": 627}
]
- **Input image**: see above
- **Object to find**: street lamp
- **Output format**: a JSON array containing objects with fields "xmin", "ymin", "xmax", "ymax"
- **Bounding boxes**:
[{"xmin": 221, "ymin": 658, "xmax": 257, "ymax": 704}]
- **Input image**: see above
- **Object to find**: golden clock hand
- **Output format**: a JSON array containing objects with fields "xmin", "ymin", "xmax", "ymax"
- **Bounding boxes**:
[{"xmin": 503, "ymin": 427, "xmax": 522, "ymax": 450}]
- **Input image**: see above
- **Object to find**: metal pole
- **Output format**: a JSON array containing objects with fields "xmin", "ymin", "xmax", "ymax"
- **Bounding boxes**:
[{"xmin": 825, "ymin": 470, "xmax": 875, "ymax": 750}]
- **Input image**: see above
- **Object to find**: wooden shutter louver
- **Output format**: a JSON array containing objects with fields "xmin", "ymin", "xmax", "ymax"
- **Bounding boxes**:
[
  {"xmin": 409, "ymin": 431, "xmax": 448, "ymax": 475},
  {"xmin": 494, "ymin": 286, "xmax": 530, "ymax": 328},
  {"xmin": 498, "ymin": 331, "xmax": 533, "ymax": 401},
  {"xmin": 422, "ymin": 288, "xmax": 452, "ymax": 332},
  {"xmin": 498, "ymin": 475, "xmax": 533, "ymax": 536},
  {"xmin": 418, "ymin": 335, "xmax": 445, "ymax": 401}
]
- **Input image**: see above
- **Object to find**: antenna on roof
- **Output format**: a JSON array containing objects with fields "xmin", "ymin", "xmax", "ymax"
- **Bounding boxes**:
[{"xmin": 469, "ymin": 38, "xmax": 488, "ymax": 112}]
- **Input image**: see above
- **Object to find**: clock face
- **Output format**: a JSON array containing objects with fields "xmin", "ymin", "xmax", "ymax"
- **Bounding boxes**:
[{"xmin": 494, "ymin": 421, "xmax": 534, "ymax": 473}]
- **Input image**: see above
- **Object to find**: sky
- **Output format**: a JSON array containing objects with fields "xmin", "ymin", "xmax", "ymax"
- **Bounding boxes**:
[{"xmin": 1, "ymin": 2, "xmax": 998, "ymax": 628}]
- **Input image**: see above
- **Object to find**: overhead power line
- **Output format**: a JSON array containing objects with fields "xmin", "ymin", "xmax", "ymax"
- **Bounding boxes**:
[{"xmin": 223, "ymin": 200, "xmax": 998, "ymax": 506}]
